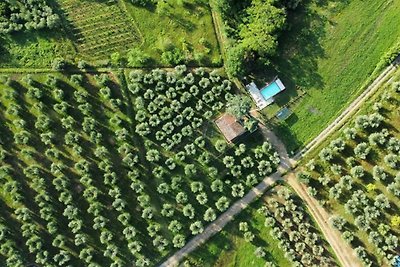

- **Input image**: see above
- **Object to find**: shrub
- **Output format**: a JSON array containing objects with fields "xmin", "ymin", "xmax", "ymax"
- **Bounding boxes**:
[
  {"xmin": 350, "ymin": 165, "xmax": 365, "ymax": 179},
  {"xmin": 189, "ymin": 221, "xmax": 204, "ymax": 235},
  {"xmin": 161, "ymin": 48, "xmax": 185, "ymax": 65},
  {"xmin": 343, "ymin": 127, "xmax": 357, "ymax": 139},
  {"xmin": 384, "ymin": 154, "xmax": 399, "ymax": 169},
  {"xmin": 215, "ymin": 140, "xmax": 227, "ymax": 153},
  {"xmin": 329, "ymin": 215, "xmax": 346, "ymax": 231},
  {"xmin": 127, "ymin": 48, "xmax": 150, "ymax": 67},
  {"xmin": 297, "ymin": 171, "xmax": 310, "ymax": 184}
]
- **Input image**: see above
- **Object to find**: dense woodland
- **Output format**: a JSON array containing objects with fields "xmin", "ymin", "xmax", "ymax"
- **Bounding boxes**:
[
  {"xmin": 0, "ymin": 0, "xmax": 59, "ymax": 33},
  {"xmin": 215, "ymin": 0, "xmax": 301, "ymax": 77}
]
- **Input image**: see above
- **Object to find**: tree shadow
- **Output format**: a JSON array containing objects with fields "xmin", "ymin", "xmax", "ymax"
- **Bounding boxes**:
[
  {"xmin": 50, "ymin": 0, "xmax": 83, "ymax": 44},
  {"xmin": 254, "ymin": 0, "xmax": 351, "ymax": 112},
  {"xmin": 270, "ymin": 115, "xmax": 303, "ymax": 154}
]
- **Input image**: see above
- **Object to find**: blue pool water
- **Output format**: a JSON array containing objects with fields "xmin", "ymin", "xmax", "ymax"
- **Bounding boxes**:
[{"xmin": 260, "ymin": 82, "xmax": 281, "ymax": 100}]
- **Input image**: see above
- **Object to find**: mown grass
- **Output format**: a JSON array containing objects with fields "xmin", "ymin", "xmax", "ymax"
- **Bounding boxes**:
[
  {"xmin": 258, "ymin": 0, "xmax": 400, "ymax": 153},
  {"xmin": 124, "ymin": 0, "xmax": 221, "ymax": 66}
]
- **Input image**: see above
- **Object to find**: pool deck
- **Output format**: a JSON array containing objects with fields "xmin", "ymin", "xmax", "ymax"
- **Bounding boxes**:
[
  {"xmin": 246, "ymin": 82, "xmax": 271, "ymax": 109},
  {"xmin": 246, "ymin": 79, "xmax": 286, "ymax": 110}
]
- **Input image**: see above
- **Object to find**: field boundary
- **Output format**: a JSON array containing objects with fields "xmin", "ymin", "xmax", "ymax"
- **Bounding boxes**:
[
  {"xmin": 117, "ymin": 0, "xmax": 144, "ymax": 45},
  {"xmin": 293, "ymin": 55, "xmax": 400, "ymax": 162}
]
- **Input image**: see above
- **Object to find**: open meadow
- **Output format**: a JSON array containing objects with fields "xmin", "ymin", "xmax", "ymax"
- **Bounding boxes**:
[{"xmin": 259, "ymin": 0, "xmax": 400, "ymax": 153}]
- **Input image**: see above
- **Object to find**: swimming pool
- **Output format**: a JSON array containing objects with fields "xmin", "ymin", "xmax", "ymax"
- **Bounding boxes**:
[{"xmin": 260, "ymin": 81, "xmax": 281, "ymax": 100}]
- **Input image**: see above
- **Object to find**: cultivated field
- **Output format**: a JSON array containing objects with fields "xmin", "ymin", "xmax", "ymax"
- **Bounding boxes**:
[
  {"xmin": 58, "ymin": 0, "xmax": 140, "ymax": 61},
  {"xmin": 298, "ymin": 71, "xmax": 400, "ymax": 266},
  {"xmin": 186, "ymin": 185, "xmax": 338, "ymax": 267},
  {"xmin": 0, "ymin": 68, "xmax": 279, "ymax": 266}
]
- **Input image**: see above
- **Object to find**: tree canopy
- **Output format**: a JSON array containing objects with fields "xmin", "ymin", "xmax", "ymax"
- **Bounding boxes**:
[
  {"xmin": 0, "ymin": 0, "xmax": 60, "ymax": 34},
  {"xmin": 226, "ymin": 95, "xmax": 252, "ymax": 121}
]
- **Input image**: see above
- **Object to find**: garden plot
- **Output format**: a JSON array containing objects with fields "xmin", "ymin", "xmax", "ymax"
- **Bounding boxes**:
[{"xmin": 59, "ymin": 0, "xmax": 140, "ymax": 60}]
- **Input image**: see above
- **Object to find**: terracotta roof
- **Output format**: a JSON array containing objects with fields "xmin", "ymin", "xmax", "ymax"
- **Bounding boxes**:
[{"xmin": 215, "ymin": 113, "xmax": 246, "ymax": 143}]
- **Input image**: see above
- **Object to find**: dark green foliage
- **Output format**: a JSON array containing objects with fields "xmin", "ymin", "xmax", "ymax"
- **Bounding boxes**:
[
  {"xmin": 216, "ymin": 0, "xmax": 287, "ymax": 76},
  {"xmin": 131, "ymin": 0, "xmax": 154, "ymax": 7},
  {"xmin": 161, "ymin": 47, "xmax": 186, "ymax": 65}
]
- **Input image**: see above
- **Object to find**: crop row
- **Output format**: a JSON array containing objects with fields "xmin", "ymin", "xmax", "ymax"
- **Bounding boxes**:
[{"xmin": 59, "ymin": 0, "xmax": 139, "ymax": 59}]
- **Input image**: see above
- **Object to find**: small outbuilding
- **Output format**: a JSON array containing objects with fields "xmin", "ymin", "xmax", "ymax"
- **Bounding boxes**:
[
  {"xmin": 215, "ymin": 113, "xmax": 246, "ymax": 143},
  {"xmin": 276, "ymin": 107, "xmax": 293, "ymax": 121}
]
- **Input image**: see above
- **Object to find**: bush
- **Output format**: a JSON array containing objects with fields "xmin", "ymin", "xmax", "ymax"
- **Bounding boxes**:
[
  {"xmin": 0, "ymin": 0, "xmax": 60, "ymax": 33},
  {"xmin": 127, "ymin": 48, "xmax": 150, "ymax": 67},
  {"xmin": 329, "ymin": 216, "xmax": 346, "ymax": 231},
  {"xmin": 215, "ymin": 140, "xmax": 227, "ymax": 153},
  {"xmin": 354, "ymin": 142, "xmax": 370, "ymax": 159},
  {"xmin": 131, "ymin": 0, "xmax": 154, "ymax": 6},
  {"xmin": 161, "ymin": 48, "xmax": 185, "ymax": 65},
  {"xmin": 319, "ymin": 147, "xmax": 333, "ymax": 162}
]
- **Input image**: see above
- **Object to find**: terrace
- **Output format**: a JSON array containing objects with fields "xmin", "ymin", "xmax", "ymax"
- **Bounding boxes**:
[{"xmin": 246, "ymin": 78, "xmax": 286, "ymax": 110}]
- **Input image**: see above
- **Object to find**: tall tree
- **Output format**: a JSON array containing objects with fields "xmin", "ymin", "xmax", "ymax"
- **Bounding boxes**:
[
  {"xmin": 239, "ymin": 0, "xmax": 286, "ymax": 63},
  {"xmin": 226, "ymin": 95, "xmax": 252, "ymax": 121}
]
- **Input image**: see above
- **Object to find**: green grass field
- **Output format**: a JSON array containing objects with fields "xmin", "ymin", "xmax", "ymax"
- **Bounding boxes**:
[
  {"xmin": 0, "ymin": 27, "xmax": 76, "ymax": 68},
  {"xmin": 124, "ymin": 0, "xmax": 221, "ymax": 66},
  {"xmin": 259, "ymin": 0, "xmax": 400, "ymax": 153}
]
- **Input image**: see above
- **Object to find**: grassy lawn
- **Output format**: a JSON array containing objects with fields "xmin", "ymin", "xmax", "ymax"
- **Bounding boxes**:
[
  {"xmin": 258, "ymin": 0, "xmax": 400, "ymax": 153},
  {"xmin": 0, "ymin": 29, "xmax": 76, "ymax": 68},
  {"xmin": 124, "ymin": 0, "xmax": 221, "ymax": 66}
]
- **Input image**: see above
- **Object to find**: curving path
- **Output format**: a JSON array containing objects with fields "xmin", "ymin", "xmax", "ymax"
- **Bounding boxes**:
[
  {"xmin": 286, "ymin": 173, "xmax": 362, "ymax": 267},
  {"xmin": 159, "ymin": 57, "xmax": 400, "ymax": 267}
]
